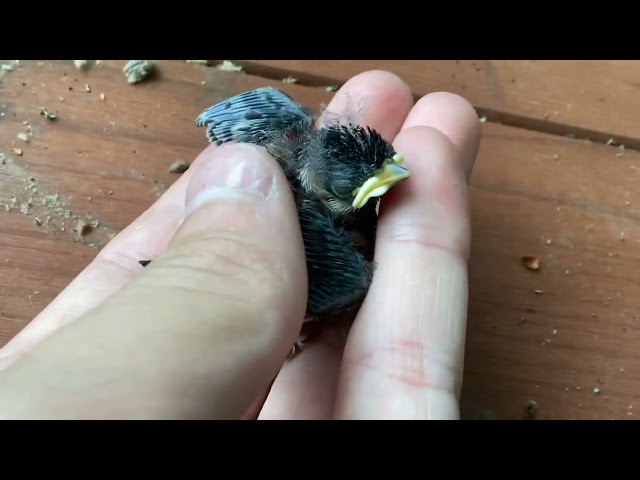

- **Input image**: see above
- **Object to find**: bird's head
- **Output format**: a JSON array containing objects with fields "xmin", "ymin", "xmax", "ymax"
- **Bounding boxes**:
[{"xmin": 303, "ymin": 124, "xmax": 411, "ymax": 214}]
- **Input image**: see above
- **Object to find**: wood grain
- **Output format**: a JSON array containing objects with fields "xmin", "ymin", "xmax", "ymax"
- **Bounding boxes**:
[
  {"xmin": 465, "ymin": 122, "xmax": 640, "ymax": 420},
  {"xmin": 235, "ymin": 60, "xmax": 640, "ymax": 148},
  {"xmin": 1, "ymin": 60, "xmax": 639, "ymax": 420}
]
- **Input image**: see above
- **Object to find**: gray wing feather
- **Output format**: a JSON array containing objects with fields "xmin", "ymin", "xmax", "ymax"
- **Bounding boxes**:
[
  {"xmin": 195, "ymin": 87, "xmax": 314, "ymax": 146},
  {"xmin": 298, "ymin": 200, "xmax": 374, "ymax": 318}
]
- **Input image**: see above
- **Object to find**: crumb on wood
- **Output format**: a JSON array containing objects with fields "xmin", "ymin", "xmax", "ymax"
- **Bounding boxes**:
[
  {"xmin": 552, "ymin": 329, "xmax": 557, "ymax": 335},
  {"xmin": 0, "ymin": 61, "xmax": 19, "ymax": 73},
  {"xmin": 73, "ymin": 217, "xmax": 100, "ymax": 239},
  {"xmin": 521, "ymin": 255, "xmax": 540, "ymax": 271},
  {"xmin": 282, "ymin": 76, "xmax": 298, "ymax": 84},
  {"xmin": 100, "ymin": 93, "xmax": 106, "ymax": 101},
  {"xmin": 168, "ymin": 160, "xmax": 190, "ymax": 174},
  {"xmin": 123, "ymin": 60, "xmax": 156, "ymax": 84},
  {"xmin": 593, "ymin": 387, "xmax": 601, "ymax": 395},
  {"xmin": 75, "ymin": 220, "xmax": 89, "ymax": 236},
  {"xmin": 217, "ymin": 60, "xmax": 243, "ymax": 72},
  {"xmin": 39, "ymin": 107, "xmax": 58, "ymax": 121},
  {"xmin": 522, "ymin": 400, "xmax": 538, "ymax": 419},
  {"xmin": 84, "ymin": 83, "xmax": 91, "ymax": 93},
  {"xmin": 13, "ymin": 148, "xmax": 23, "ymax": 156},
  {"xmin": 17, "ymin": 132, "xmax": 30, "ymax": 142},
  {"xmin": 324, "ymin": 85, "xmax": 338, "ymax": 92},
  {"xmin": 1, "ymin": 162, "xmax": 117, "ymax": 249},
  {"xmin": 74, "ymin": 60, "xmax": 95, "ymax": 71},
  {"xmin": 606, "ymin": 138, "xmax": 616, "ymax": 145},
  {"xmin": 533, "ymin": 289, "xmax": 543, "ymax": 295},
  {"xmin": 617, "ymin": 145, "xmax": 625, "ymax": 157},
  {"xmin": 478, "ymin": 115, "xmax": 487, "ymax": 123}
]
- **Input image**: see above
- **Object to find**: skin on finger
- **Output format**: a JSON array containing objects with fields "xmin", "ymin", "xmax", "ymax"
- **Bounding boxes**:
[
  {"xmin": 401, "ymin": 92, "xmax": 481, "ymax": 181},
  {"xmin": 259, "ymin": 70, "xmax": 414, "ymax": 420},
  {"xmin": 318, "ymin": 70, "xmax": 415, "ymax": 140},
  {"xmin": 0, "ymin": 144, "xmax": 217, "ymax": 368},
  {"xmin": 258, "ymin": 321, "xmax": 348, "ymax": 420},
  {"xmin": 241, "ymin": 381, "xmax": 274, "ymax": 420},
  {"xmin": 0, "ymin": 144, "xmax": 308, "ymax": 419},
  {"xmin": 334, "ymin": 125, "xmax": 475, "ymax": 420}
]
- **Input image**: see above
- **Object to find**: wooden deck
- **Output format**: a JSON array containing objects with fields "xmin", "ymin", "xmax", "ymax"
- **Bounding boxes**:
[{"xmin": 1, "ymin": 60, "xmax": 638, "ymax": 420}]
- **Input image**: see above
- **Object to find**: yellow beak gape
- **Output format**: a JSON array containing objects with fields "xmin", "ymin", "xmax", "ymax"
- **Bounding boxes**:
[{"xmin": 351, "ymin": 153, "xmax": 411, "ymax": 209}]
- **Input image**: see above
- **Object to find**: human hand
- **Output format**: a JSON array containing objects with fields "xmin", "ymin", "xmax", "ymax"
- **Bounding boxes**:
[{"xmin": 0, "ymin": 70, "xmax": 481, "ymax": 419}]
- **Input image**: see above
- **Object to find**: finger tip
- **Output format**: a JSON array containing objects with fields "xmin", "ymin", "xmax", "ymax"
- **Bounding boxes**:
[
  {"xmin": 186, "ymin": 142, "xmax": 287, "ymax": 195},
  {"xmin": 394, "ymin": 125, "xmax": 457, "ymax": 164},
  {"xmin": 380, "ymin": 125, "xmax": 470, "ymax": 254},
  {"xmin": 326, "ymin": 70, "xmax": 414, "ymax": 139},
  {"xmin": 384, "ymin": 125, "xmax": 458, "ymax": 212},
  {"xmin": 342, "ymin": 69, "xmax": 413, "ymax": 102},
  {"xmin": 393, "ymin": 124, "xmax": 467, "ymax": 204},
  {"xmin": 193, "ymin": 142, "xmax": 274, "ymax": 169},
  {"xmin": 404, "ymin": 92, "xmax": 481, "ymax": 179}
]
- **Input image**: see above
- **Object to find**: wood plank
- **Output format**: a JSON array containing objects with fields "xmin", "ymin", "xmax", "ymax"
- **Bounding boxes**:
[
  {"xmin": 235, "ymin": 60, "xmax": 640, "ymax": 148},
  {"xmin": 464, "ymin": 122, "xmax": 640, "ymax": 420},
  {"xmin": 0, "ymin": 211, "xmax": 97, "ymax": 342},
  {"xmin": 1, "ymin": 60, "xmax": 638, "ymax": 419}
]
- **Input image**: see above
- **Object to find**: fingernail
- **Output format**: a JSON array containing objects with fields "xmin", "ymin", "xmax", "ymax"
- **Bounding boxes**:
[{"xmin": 185, "ymin": 144, "xmax": 276, "ymax": 217}]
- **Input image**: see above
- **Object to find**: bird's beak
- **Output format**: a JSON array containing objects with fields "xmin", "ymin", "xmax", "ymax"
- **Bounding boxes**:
[{"xmin": 352, "ymin": 153, "xmax": 411, "ymax": 209}]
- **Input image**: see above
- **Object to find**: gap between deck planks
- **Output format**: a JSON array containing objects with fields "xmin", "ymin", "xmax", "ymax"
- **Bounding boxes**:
[
  {"xmin": 1, "ymin": 60, "xmax": 639, "ymax": 420},
  {"xmin": 226, "ymin": 60, "xmax": 640, "ymax": 152}
]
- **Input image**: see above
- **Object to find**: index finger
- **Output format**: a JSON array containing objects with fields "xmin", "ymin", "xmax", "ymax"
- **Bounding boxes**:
[{"xmin": 334, "ymin": 93, "xmax": 481, "ymax": 420}]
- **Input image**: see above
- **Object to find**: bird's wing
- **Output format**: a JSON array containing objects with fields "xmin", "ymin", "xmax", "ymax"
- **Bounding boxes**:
[
  {"xmin": 298, "ymin": 201, "xmax": 374, "ymax": 318},
  {"xmin": 195, "ymin": 87, "xmax": 314, "ymax": 146}
]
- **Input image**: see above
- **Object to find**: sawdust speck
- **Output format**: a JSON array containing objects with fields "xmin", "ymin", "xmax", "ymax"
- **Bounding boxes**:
[
  {"xmin": 123, "ymin": 60, "xmax": 156, "ymax": 84},
  {"xmin": 74, "ymin": 60, "xmax": 95, "ymax": 71},
  {"xmin": 168, "ymin": 160, "xmax": 190, "ymax": 173},
  {"xmin": 217, "ymin": 60, "xmax": 243, "ymax": 72}
]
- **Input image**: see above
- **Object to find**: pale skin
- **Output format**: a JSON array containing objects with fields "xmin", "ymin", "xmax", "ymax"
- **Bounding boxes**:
[{"xmin": 0, "ymin": 70, "xmax": 481, "ymax": 419}]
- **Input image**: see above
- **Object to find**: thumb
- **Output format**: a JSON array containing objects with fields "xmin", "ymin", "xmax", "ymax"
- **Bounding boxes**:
[{"xmin": 0, "ymin": 143, "xmax": 308, "ymax": 419}]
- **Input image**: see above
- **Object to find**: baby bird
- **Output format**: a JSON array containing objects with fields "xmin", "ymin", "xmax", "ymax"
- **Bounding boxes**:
[
  {"xmin": 195, "ymin": 87, "xmax": 411, "ymax": 354},
  {"xmin": 141, "ymin": 87, "xmax": 411, "ymax": 356}
]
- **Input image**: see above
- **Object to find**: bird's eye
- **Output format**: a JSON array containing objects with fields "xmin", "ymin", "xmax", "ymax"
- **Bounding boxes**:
[{"xmin": 330, "ymin": 180, "xmax": 355, "ymax": 199}]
